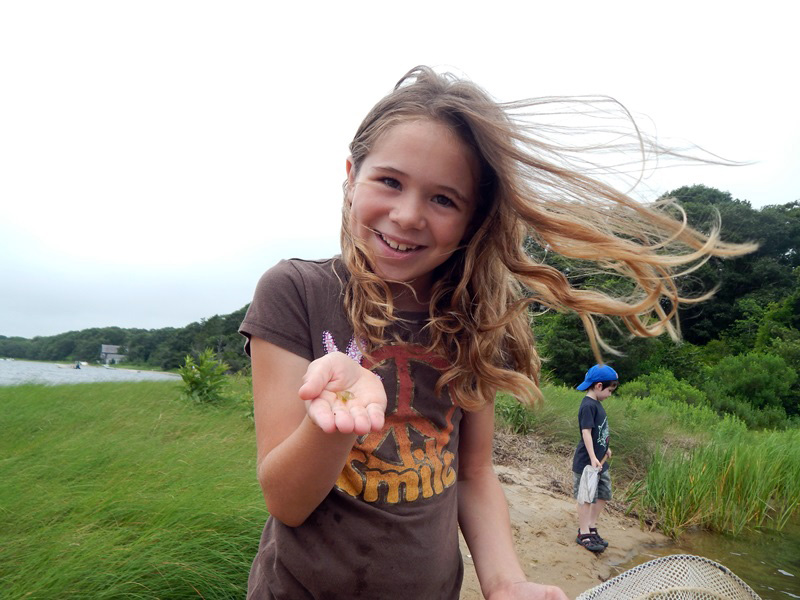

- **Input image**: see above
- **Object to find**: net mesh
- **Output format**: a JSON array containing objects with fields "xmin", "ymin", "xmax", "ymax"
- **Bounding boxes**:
[{"xmin": 577, "ymin": 554, "xmax": 762, "ymax": 600}]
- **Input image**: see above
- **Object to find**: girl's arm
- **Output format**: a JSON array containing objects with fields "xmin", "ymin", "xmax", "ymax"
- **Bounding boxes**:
[
  {"xmin": 458, "ymin": 403, "xmax": 569, "ymax": 600},
  {"xmin": 250, "ymin": 336, "xmax": 384, "ymax": 526}
]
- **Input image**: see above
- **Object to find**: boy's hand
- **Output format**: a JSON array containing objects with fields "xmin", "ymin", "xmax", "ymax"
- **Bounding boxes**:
[{"xmin": 298, "ymin": 352, "xmax": 386, "ymax": 435}]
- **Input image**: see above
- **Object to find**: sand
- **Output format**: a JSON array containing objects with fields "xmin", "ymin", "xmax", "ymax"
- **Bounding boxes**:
[{"xmin": 459, "ymin": 432, "xmax": 669, "ymax": 599}]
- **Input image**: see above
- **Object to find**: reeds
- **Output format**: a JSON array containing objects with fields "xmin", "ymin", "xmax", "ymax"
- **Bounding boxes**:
[
  {"xmin": 1, "ymin": 382, "xmax": 263, "ymax": 598},
  {"xmin": 631, "ymin": 429, "xmax": 800, "ymax": 537}
]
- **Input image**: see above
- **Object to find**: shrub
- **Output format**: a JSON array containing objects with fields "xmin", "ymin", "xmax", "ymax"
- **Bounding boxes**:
[
  {"xmin": 619, "ymin": 369, "xmax": 708, "ymax": 407},
  {"xmin": 179, "ymin": 348, "xmax": 230, "ymax": 404},
  {"xmin": 707, "ymin": 352, "xmax": 796, "ymax": 413}
]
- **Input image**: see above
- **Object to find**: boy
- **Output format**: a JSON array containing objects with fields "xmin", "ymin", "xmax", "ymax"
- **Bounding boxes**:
[{"xmin": 572, "ymin": 364, "xmax": 619, "ymax": 553}]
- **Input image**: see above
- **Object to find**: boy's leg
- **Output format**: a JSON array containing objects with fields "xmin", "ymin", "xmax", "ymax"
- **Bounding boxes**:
[
  {"xmin": 588, "ymin": 499, "xmax": 606, "ymax": 529},
  {"xmin": 573, "ymin": 472, "xmax": 604, "ymax": 552},
  {"xmin": 573, "ymin": 472, "xmax": 591, "ymax": 534},
  {"xmin": 577, "ymin": 501, "xmax": 593, "ymax": 534},
  {"xmin": 589, "ymin": 470, "xmax": 613, "ymax": 546}
]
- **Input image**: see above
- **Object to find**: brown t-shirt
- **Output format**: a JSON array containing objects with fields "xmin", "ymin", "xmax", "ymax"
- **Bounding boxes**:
[{"xmin": 239, "ymin": 258, "xmax": 464, "ymax": 600}]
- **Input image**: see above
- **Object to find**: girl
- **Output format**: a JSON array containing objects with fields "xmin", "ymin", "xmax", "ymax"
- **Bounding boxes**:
[{"xmin": 239, "ymin": 66, "xmax": 752, "ymax": 599}]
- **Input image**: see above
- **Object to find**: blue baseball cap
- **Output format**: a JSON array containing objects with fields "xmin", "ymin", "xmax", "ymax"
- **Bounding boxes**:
[{"xmin": 576, "ymin": 364, "xmax": 619, "ymax": 391}]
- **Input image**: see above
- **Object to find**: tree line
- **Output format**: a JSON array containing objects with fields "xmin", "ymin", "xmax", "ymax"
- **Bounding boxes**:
[
  {"xmin": 2, "ymin": 185, "xmax": 799, "ymax": 428},
  {"xmin": 0, "ymin": 306, "xmax": 250, "ymax": 373}
]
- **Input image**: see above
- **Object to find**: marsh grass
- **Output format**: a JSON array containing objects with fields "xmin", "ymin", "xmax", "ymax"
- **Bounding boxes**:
[
  {"xmin": 631, "ymin": 429, "xmax": 800, "ymax": 537},
  {"xmin": 1, "ymin": 381, "xmax": 263, "ymax": 599}
]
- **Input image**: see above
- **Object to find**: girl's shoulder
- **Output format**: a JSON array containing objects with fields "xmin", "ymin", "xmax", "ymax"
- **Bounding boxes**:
[{"xmin": 259, "ymin": 256, "xmax": 347, "ymax": 288}]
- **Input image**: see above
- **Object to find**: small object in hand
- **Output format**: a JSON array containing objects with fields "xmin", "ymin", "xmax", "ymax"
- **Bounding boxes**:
[{"xmin": 337, "ymin": 390, "xmax": 354, "ymax": 404}]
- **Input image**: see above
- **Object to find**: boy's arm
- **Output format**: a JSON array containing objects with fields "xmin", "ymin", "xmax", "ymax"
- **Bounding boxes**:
[
  {"xmin": 581, "ymin": 428, "xmax": 602, "ymax": 469},
  {"xmin": 458, "ymin": 403, "xmax": 568, "ymax": 600}
]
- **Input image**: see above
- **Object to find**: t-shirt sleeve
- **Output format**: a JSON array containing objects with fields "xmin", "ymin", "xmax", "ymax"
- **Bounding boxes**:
[
  {"xmin": 578, "ymin": 402, "xmax": 596, "ymax": 430},
  {"xmin": 238, "ymin": 260, "xmax": 314, "ymax": 361}
]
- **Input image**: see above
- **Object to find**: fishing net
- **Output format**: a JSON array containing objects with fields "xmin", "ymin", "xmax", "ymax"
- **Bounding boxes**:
[{"xmin": 577, "ymin": 554, "xmax": 762, "ymax": 600}]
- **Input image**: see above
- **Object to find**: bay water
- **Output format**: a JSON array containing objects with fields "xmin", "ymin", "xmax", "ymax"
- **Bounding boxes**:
[
  {"xmin": 0, "ymin": 359, "xmax": 179, "ymax": 386},
  {"xmin": 614, "ymin": 520, "xmax": 800, "ymax": 599}
]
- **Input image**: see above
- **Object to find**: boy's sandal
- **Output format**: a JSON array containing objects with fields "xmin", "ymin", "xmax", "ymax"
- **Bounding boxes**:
[
  {"xmin": 589, "ymin": 527, "xmax": 609, "ymax": 547},
  {"xmin": 576, "ymin": 531, "xmax": 605, "ymax": 553}
]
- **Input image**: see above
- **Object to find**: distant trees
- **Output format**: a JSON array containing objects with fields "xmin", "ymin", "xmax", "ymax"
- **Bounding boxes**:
[{"xmin": 0, "ymin": 306, "xmax": 249, "ymax": 373}]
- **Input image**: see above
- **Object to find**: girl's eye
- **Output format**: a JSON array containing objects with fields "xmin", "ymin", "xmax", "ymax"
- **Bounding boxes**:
[
  {"xmin": 432, "ymin": 194, "xmax": 455, "ymax": 207},
  {"xmin": 381, "ymin": 177, "xmax": 401, "ymax": 190}
]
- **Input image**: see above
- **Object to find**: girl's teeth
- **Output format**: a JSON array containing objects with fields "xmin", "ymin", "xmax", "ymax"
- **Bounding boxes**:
[{"xmin": 381, "ymin": 234, "xmax": 418, "ymax": 252}]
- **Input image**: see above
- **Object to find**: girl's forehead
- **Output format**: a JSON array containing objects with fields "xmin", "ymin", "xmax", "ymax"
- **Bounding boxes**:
[{"xmin": 368, "ymin": 119, "xmax": 479, "ymax": 179}]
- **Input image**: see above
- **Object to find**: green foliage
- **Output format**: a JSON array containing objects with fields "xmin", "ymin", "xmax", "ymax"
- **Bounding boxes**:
[
  {"xmin": 494, "ymin": 393, "xmax": 538, "ymax": 435},
  {"xmin": 0, "ymin": 382, "xmax": 262, "ymax": 598},
  {"xmin": 707, "ymin": 352, "xmax": 796, "ymax": 413},
  {"xmin": 619, "ymin": 369, "xmax": 709, "ymax": 409},
  {"xmin": 179, "ymin": 348, "xmax": 231, "ymax": 404},
  {"xmin": 671, "ymin": 186, "xmax": 799, "ymax": 345}
]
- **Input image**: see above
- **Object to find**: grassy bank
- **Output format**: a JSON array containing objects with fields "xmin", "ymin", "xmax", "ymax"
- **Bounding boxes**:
[
  {"xmin": 496, "ymin": 384, "xmax": 800, "ymax": 538},
  {"xmin": 1, "ymin": 381, "xmax": 263, "ymax": 599},
  {"xmin": 5, "ymin": 376, "xmax": 798, "ymax": 598}
]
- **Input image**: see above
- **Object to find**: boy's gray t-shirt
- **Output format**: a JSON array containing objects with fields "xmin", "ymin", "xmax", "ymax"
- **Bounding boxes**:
[{"xmin": 239, "ymin": 257, "xmax": 464, "ymax": 600}]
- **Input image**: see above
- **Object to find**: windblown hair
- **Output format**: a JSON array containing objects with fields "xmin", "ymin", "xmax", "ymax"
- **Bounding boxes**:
[{"xmin": 340, "ymin": 66, "xmax": 755, "ymax": 410}]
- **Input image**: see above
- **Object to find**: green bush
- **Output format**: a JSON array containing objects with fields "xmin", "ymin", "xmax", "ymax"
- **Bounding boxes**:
[
  {"xmin": 615, "ymin": 370, "xmax": 728, "ymax": 434},
  {"xmin": 619, "ymin": 369, "xmax": 708, "ymax": 407},
  {"xmin": 179, "ymin": 348, "xmax": 230, "ymax": 404},
  {"xmin": 710, "ymin": 394, "xmax": 790, "ymax": 430},
  {"xmin": 707, "ymin": 352, "xmax": 796, "ymax": 414}
]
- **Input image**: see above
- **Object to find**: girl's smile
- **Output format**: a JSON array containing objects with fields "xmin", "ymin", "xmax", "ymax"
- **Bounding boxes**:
[{"xmin": 346, "ymin": 119, "xmax": 479, "ymax": 309}]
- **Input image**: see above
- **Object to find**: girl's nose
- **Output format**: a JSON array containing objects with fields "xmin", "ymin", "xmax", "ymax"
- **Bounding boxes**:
[{"xmin": 390, "ymin": 196, "xmax": 426, "ymax": 230}]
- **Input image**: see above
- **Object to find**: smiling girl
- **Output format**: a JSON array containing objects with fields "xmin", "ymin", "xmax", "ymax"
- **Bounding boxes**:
[{"xmin": 238, "ymin": 66, "xmax": 752, "ymax": 599}]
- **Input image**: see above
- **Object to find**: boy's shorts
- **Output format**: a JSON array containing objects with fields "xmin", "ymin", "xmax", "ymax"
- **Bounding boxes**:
[{"xmin": 572, "ymin": 469, "xmax": 612, "ymax": 502}]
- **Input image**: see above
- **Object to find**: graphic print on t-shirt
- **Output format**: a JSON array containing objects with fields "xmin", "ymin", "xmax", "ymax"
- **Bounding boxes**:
[
  {"xmin": 322, "ymin": 332, "xmax": 458, "ymax": 504},
  {"xmin": 597, "ymin": 416, "xmax": 609, "ymax": 448}
]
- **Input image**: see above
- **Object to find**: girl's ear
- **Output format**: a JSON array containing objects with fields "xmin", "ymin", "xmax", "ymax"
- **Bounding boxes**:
[{"xmin": 345, "ymin": 156, "xmax": 356, "ymax": 204}]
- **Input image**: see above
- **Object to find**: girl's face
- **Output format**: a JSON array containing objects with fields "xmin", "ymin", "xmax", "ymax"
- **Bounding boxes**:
[{"xmin": 347, "ymin": 119, "xmax": 479, "ymax": 309}]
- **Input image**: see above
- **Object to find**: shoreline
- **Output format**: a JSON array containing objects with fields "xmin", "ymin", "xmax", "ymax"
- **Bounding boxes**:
[{"xmin": 458, "ymin": 434, "xmax": 670, "ymax": 598}]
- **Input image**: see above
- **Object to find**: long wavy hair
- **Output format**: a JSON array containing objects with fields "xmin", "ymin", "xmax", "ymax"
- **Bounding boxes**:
[{"xmin": 339, "ymin": 66, "xmax": 755, "ymax": 410}]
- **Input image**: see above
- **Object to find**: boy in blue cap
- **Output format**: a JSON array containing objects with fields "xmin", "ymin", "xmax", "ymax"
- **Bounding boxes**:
[{"xmin": 572, "ymin": 364, "xmax": 619, "ymax": 553}]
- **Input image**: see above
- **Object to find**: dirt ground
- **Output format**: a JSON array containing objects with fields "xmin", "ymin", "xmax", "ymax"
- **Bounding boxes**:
[{"xmin": 459, "ymin": 431, "xmax": 669, "ymax": 599}]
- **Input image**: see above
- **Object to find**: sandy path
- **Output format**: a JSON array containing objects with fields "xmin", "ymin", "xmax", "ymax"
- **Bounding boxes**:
[{"xmin": 459, "ymin": 434, "xmax": 669, "ymax": 599}]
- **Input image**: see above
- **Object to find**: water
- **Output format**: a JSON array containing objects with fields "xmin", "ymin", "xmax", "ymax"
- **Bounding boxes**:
[
  {"xmin": 0, "ymin": 359, "xmax": 180, "ymax": 386},
  {"xmin": 614, "ymin": 521, "xmax": 800, "ymax": 599}
]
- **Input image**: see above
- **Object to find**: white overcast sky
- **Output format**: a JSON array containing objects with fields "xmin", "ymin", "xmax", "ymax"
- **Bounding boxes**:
[{"xmin": 1, "ymin": 1, "xmax": 798, "ymax": 339}]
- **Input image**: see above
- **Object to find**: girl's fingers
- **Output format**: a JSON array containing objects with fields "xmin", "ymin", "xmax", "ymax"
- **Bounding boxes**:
[
  {"xmin": 365, "ymin": 403, "xmax": 385, "ymax": 431},
  {"xmin": 332, "ymin": 407, "xmax": 355, "ymax": 434},
  {"xmin": 306, "ymin": 399, "xmax": 336, "ymax": 433},
  {"xmin": 348, "ymin": 405, "xmax": 372, "ymax": 436}
]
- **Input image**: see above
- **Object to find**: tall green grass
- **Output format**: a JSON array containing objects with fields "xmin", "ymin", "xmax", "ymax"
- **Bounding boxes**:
[
  {"xmin": 1, "ymin": 381, "xmax": 264, "ymax": 599},
  {"xmin": 629, "ymin": 429, "xmax": 800, "ymax": 538}
]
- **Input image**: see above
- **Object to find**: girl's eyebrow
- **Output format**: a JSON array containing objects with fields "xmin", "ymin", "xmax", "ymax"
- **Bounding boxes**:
[{"xmin": 371, "ymin": 165, "xmax": 470, "ymax": 204}]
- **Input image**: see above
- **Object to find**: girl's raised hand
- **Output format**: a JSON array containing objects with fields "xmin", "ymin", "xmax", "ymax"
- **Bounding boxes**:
[{"xmin": 298, "ymin": 352, "xmax": 386, "ymax": 435}]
